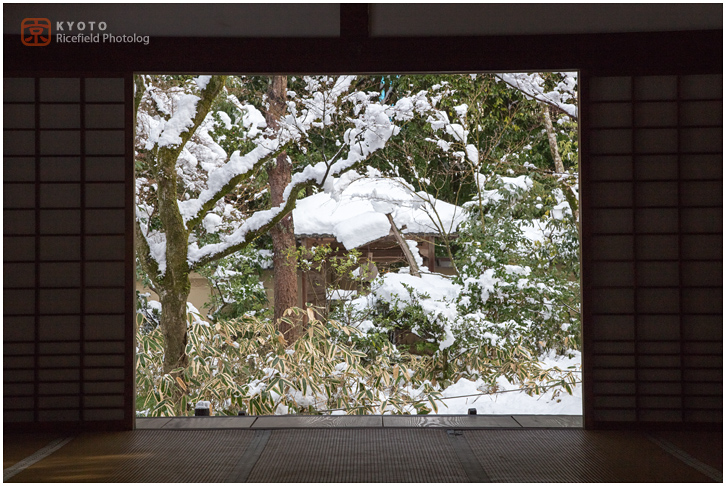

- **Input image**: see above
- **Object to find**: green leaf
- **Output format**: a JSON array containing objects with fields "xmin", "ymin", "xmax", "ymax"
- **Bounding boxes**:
[{"xmin": 427, "ymin": 396, "xmax": 439, "ymax": 413}]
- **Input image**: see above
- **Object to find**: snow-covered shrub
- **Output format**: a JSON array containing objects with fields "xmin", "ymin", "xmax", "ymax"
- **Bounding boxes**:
[
  {"xmin": 196, "ymin": 246, "xmax": 271, "ymax": 321},
  {"xmin": 453, "ymin": 171, "xmax": 581, "ymax": 357},
  {"xmin": 136, "ymin": 290, "xmax": 161, "ymax": 334},
  {"xmin": 136, "ymin": 302, "xmax": 249, "ymax": 416},
  {"xmin": 136, "ymin": 304, "xmax": 444, "ymax": 416},
  {"xmin": 336, "ymin": 271, "xmax": 459, "ymax": 357},
  {"xmin": 321, "ymin": 165, "xmax": 582, "ymax": 398}
]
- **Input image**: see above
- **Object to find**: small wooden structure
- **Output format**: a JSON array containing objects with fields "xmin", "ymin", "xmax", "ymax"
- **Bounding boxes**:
[
  {"xmin": 297, "ymin": 233, "xmax": 452, "ymax": 309},
  {"xmin": 290, "ymin": 176, "xmax": 465, "ymax": 310}
]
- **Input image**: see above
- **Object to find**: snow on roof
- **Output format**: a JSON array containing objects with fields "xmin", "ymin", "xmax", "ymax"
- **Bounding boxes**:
[{"xmin": 293, "ymin": 175, "xmax": 466, "ymax": 250}]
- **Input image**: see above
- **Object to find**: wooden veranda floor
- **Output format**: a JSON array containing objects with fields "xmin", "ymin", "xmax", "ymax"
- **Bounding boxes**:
[{"xmin": 4, "ymin": 416, "xmax": 722, "ymax": 483}]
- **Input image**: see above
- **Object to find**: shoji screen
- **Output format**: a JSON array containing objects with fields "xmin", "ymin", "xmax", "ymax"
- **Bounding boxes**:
[
  {"xmin": 583, "ymin": 74, "xmax": 723, "ymax": 426},
  {"xmin": 3, "ymin": 77, "xmax": 133, "ymax": 429}
]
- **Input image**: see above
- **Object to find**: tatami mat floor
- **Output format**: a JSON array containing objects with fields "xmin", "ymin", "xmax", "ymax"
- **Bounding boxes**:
[{"xmin": 4, "ymin": 416, "xmax": 722, "ymax": 483}]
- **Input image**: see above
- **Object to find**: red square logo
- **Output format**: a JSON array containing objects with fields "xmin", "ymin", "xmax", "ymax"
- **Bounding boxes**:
[{"xmin": 22, "ymin": 18, "xmax": 51, "ymax": 46}]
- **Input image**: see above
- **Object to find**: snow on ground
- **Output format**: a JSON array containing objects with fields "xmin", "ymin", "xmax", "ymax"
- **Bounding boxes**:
[{"xmin": 432, "ymin": 352, "xmax": 582, "ymax": 415}]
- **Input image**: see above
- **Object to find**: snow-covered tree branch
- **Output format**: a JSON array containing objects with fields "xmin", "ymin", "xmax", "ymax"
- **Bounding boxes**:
[
  {"xmin": 134, "ymin": 74, "xmax": 430, "ymax": 372},
  {"xmin": 494, "ymin": 72, "xmax": 578, "ymax": 120}
]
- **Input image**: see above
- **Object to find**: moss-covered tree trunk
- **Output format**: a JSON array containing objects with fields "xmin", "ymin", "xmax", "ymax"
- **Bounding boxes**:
[
  {"xmin": 156, "ymin": 142, "xmax": 192, "ymax": 374},
  {"xmin": 135, "ymin": 75, "xmax": 227, "ymax": 374},
  {"xmin": 265, "ymin": 75, "xmax": 300, "ymax": 339},
  {"xmin": 158, "ymin": 285, "xmax": 190, "ymax": 373}
]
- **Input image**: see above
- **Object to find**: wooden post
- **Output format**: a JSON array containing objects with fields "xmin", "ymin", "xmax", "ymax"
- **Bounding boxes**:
[
  {"xmin": 427, "ymin": 237, "xmax": 436, "ymax": 273},
  {"xmin": 386, "ymin": 213, "xmax": 421, "ymax": 277}
]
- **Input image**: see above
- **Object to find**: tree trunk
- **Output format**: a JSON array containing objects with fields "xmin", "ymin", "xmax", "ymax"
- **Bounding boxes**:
[
  {"xmin": 541, "ymin": 102, "xmax": 565, "ymax": 174},
  {"xmin": 159, "ymin": 285, "xmax": 190, "ymax": 374},
  {"xmin": 136, "ymin": 76, "xmax": 226, "ymax": 375},
  {"xmin": 156, "ymin": 146, "xmax": 192, "ymax": 374},
  {"xmin": 542, "ymin": 101, "xmax": 579, "ymax": 222},
  {"xmin": 266, "ymin": 76, "xmax": 300, "ymax": 339}
]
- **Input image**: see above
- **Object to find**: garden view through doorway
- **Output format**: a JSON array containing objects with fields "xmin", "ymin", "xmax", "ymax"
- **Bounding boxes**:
[{"xmin": 133, "ymin": 72, "xmax": 582, "ymax": 417}]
